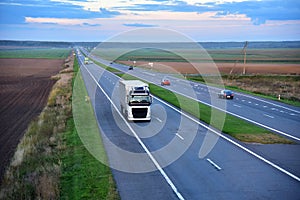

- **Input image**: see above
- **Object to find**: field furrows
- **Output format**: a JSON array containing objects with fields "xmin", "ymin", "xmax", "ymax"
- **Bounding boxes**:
[{"xmin": 0, "ymin": 58, "xmax": 62, "ymax": 183}]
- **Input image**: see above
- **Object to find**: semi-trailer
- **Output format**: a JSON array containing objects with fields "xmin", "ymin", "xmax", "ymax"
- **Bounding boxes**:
[
  {"xmin": 119, "ymin": 80, "xmax": 152, "ymax": 121},
  {"xmin": 84, "ymin": 57, "xmax": 89, "ymax": 64}
]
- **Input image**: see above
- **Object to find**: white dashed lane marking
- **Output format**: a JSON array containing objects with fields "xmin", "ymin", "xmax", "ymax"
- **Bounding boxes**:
[
  {"xmin": 206, "ymin": 158, "xmax": 222, "ymax": 171},
  {"xmin": 175, "ymin": 133, "xmax": 184, "ymax": 140},
  {"xmin": 264, "ymin": 114, "xmax": 275, "ymax": 119},
  {"xmin": 155, "ymin": 117, "xmax": 163, "ymax": 123}
]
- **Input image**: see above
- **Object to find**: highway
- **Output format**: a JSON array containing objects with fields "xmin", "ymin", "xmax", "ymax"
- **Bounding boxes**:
[
  {"xmin": 76, "ymin": 52, "xmax": 300, "ymax": 199},
  {"xmin": 84, "ymin": 50, "xmax": 300, "ymax": 142}
]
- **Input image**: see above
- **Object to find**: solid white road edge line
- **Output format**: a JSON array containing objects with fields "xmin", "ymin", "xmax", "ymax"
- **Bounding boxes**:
[
  {"xmin": 175, "ymin": 76, "xmax": 300, "ymax": 114},
  {"xmin": 79, "ymin": 53, "xmax": 300, "ymax": 183},
  {"xmin": 111, "ymin": 56, "xmax": 300, "ymax": 141},
  {"xmin": 83, "ymin": 50, "xmax": 300, "ymax": 135},
  {"xmin": 80, "ymin": 62, "xmax": 185, "ymax": 200},
  {"xmin": 153, "ymin": 97, "xmax": 300, "ymax": 182},
  {"xmin": 164, "ymin": 87, "xmax": 300, "ymax": 142},
  {"xmin": 238, "ymin": 92, "xmax": 300, "ymax": 114},
  {"xmin": 82, "ymin": 47, "xmax": 300, "ymax": 114}
]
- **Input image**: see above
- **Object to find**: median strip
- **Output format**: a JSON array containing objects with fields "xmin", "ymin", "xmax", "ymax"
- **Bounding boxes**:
[
  {"xmin": 81, "ymin": 50, "xmax": 293, "ymax": 144},
  {"xmin": 81, "ymin": 51, "xmax": 300, "ymax": 182},
  {"xmin": 60, "ymin": 57, "xmax": 119, "ymax": 199}
]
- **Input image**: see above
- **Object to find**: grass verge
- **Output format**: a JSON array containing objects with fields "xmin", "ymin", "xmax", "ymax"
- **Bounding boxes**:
[
  {"xmin": 95, "ymin": 63, "xmax": 293, "ymax": 144},
  {"xmin": 60, "ymin": 57, "xmax": 119, "ymax": 199},
  {"xmin": 0, "ymin": 54, "xmax": 73, "ymax": 199},
  {"xmin": 187, "ymin": 75, "xmax": 300, "ymax": 107},
  {"xmin": 0, "ymin": 53, "xmax": 119, "ymax": 199},
  {"xmin": 148, "ymin": 83, "xmax": 292, "ymax": 144}
]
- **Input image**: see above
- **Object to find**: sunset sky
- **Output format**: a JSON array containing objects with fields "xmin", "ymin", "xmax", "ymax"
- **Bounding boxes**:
[{"xmin": 0, "ymin": 0, "xmax": 299, "ymax": 41}]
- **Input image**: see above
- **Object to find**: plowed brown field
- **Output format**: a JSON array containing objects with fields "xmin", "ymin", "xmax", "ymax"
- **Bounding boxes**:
[{"xmin": 0, "ymin": 58, "xmax": 63, "ymax": 182}]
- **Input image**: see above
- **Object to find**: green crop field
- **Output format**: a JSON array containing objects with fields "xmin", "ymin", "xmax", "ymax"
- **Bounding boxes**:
[
  {"xmin": 93, "ymin": 47, "xmax": 300, "ymax": 63},
  {"xmin": 0, "ymin": 48, "xmax": 71, "ymax": 59},
  {"xmin": 83, "ymin": 49, "xmax": 293, "ymax": 144},
  {"xmin": 89, "ymin": 41, "xmax": 300, "ymax": 65},
  {"xmin": 207, "ymin": 48, "xmax": 300, "ymax": 63}
]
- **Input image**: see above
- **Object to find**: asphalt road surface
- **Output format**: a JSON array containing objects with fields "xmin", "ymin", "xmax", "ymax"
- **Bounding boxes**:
[
  {"xmin": 76, "ymin": 52, "xmax": 300, "ymax": 200},
  {"xmin": 84, "ymin": 50, "xmax": 300, "ymax": 142}
]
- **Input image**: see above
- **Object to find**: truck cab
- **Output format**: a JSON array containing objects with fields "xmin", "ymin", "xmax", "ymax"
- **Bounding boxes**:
[{"xmin": 119, "ymin": 80, "xmax": 152, "ymax": 121}]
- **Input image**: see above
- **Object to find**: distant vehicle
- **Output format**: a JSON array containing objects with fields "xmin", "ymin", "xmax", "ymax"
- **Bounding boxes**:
[
  {"xmin": 128, "ymin": 66, "xmax": 133, "ymax": 70},
  {"xmin": 218, "ymin": 90, "xmax": 234, "ymax": 99},
  {"xmin": 119, "ymin": 80, "xmax": 152, "ymax": 121},
  {"xmin": 161, "ymin": 77, "xmax": 171, "ymax": 86},
  {"xmin": 84, "ymin": 57, "xmax": 89, "ymax": 64}
]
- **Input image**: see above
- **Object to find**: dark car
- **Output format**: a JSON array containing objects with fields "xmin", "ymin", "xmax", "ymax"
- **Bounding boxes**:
[
  {"xmin": 128, "ymin": 66, "xmax": 133, "ymax": 70},
  {"xmin": 218, "ymin": 90, "xmax": 234, "ymax": 99}
]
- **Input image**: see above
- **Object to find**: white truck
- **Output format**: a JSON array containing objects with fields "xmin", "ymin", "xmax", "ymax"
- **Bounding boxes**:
[
  {"xmin": 84, "ymin": 57, "xmax": 89, "ymax": 64},
  {"xmin": 119, "ymin": 80, "xmax": 152, "ymax": 121}
]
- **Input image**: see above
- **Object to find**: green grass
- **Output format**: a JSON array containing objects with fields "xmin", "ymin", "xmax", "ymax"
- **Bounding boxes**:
[
  {"xmin": 0, "ymin": 51, "xmax": 119, "ymax": 199},
  {"xmin": 80, "ymin": 50, "xmax": 122, "ymax": 74},
  {"xmin": 92, "ymin": 61, "xmax": 292, "ymax": 144},
  {"xmin": 0, "ymin": 51, "xmax": 72, "ymax": 199},
  {"xmin": 150, "ymin": 83, "xmax": 292, "ymax": 144},
  {"xmin": 112, "ymin": 48, "xmax": 300, "ymax": 63},
  {"xmin": 149, "ymin": 84, "xmax": 265, "ymax": 133},
  {"xmin": 0, "ymin": 48, "xmax": 71, "ymax": 59},
  {"xmin": 225, "ymin": 85, "xmax": 300, "ymax": 107},
  {"xmin": 206, "ymin": 48, "xmax": 300, "ymax": 63},
  {"xmin": 94, "ymin": 60, "xmax": 122, "ymax": 73},
  {"xmin": 187, "ymin": 75, "xmax": 300, "ymax": 107},
  {"xmin": 60, "ymin": 56, "xmax": 119, "ymax": 199},
  {"xmin": 60, "ymin": 119, "xmax": 118, "ymax": 200}
]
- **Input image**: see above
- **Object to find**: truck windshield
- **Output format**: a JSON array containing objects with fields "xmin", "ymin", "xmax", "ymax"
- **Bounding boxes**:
[{"xmin": 129, "ymin": 95, "xmax": 151, "ymax": 106}]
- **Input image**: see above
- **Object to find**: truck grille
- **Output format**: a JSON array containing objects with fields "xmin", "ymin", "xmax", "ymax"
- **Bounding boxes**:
[{"xmin": 132, "ymin": 108, "xmax": 148, "ymax": 118}]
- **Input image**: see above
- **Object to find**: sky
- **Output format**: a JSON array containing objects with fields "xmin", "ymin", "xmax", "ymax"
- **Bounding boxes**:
[{"xmin": 0, "ymin": 0, "xmax": 299, "ymax": 42}]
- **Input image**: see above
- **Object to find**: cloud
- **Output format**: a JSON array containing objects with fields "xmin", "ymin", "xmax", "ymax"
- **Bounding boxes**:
[
  {"xmin": 82, "ymin": 22, "xmax": 101, "ymax": 27},
  {"xmin": 208, "ymin": 0, "xmax": 300, "ymax": 25},
  {"xmin": 0, "ymin": 0, "xmax": 122, "ymax": 25},
  {"xmin": 50, "ymin": 0, "xmax": 103, "ymax": 12},
  {"xmin": 2, "ymin": 0, "xmax": 299, "ymax": 26},
  {"xmin": 25, "ymin": 17, "xmax": 103, "ymax": 27},
  {"xmin": 1, "ymin": 0, "xmax": 300, "ymax": 42},
  {"xmin": 98, "ymin": 8, "xmax": 121, "ymax": 16},
  {"xmin": 123, "ymin": 23, "xmax": 158, "ymax": 27},
  {"xmin": 105, "ymin": 0, "xmax": 300, "ymax": 25}
]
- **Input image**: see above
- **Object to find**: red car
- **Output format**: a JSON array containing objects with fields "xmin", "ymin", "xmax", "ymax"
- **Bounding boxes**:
[{"xmin": 161, "ymin": 78, "xmax": 171, "ymax": 86}]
